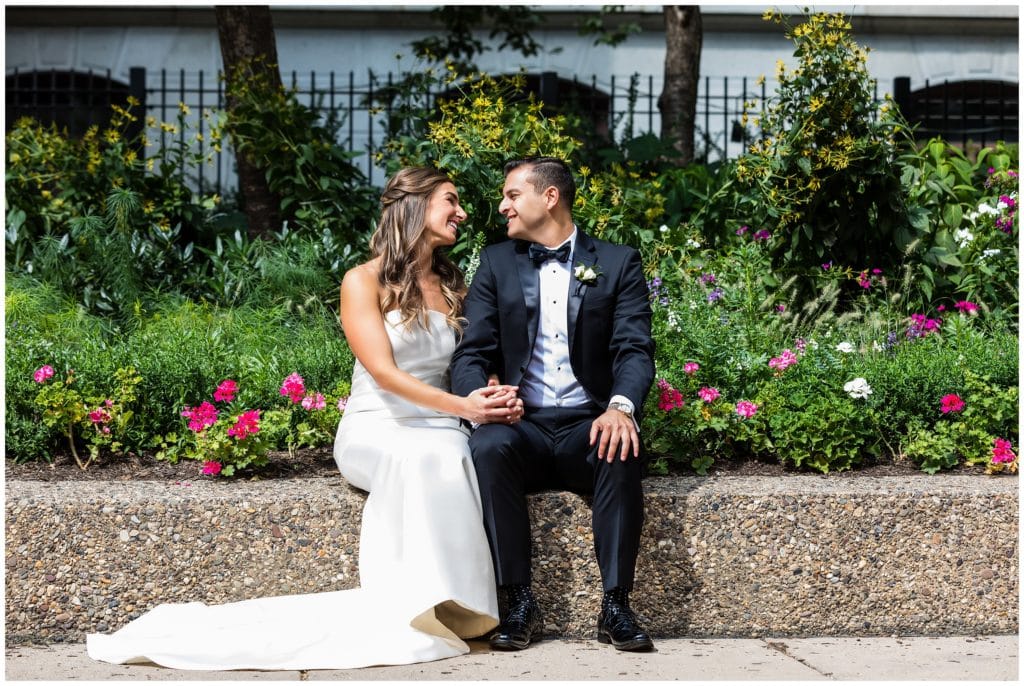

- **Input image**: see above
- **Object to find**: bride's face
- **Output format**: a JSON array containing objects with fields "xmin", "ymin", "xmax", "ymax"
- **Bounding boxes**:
[{"xmin": 422, "ymin": 182, "xmax": 467, "ymax": 249}]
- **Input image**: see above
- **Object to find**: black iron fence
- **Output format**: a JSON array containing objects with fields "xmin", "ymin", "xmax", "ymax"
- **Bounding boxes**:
[{"xmin": 6, "ymin": 67, "xmax": 1019, "ymax": 195}]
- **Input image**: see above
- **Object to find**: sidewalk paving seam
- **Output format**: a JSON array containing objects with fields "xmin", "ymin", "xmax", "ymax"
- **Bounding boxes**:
[{"xmin": 763, "ymin": 639, "xmax": 834, "ymax": 679}]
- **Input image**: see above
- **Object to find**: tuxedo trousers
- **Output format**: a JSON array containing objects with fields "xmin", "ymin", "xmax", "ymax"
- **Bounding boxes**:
[{"xmin": 469, "ymin": 405, "xmax": 645, "ymax": 593}]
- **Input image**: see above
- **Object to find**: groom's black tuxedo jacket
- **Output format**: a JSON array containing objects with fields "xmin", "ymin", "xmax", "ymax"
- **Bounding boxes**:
[{"xmin": 450, "ymin": 230, "xmax": 655, "ymax": 415}]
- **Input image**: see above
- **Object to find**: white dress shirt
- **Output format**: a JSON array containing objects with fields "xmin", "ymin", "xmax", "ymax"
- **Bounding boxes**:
[{"xmin": 517, "ymin": 229, "xmax": 635, "ymax": 417}]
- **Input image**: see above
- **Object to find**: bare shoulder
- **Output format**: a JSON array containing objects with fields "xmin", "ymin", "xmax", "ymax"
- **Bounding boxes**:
[{"xmin": 342, "ymin": 259, "xmax": 381, "ymax": 290}]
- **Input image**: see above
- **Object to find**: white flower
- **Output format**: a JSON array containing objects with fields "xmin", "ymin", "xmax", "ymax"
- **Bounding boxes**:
[
  {"xmin": 953, "ymin": 228, "xmax": 974, "ymax": 248},
  {"xmin": 836, "ymin": 341, "xmax": 855, "ymax": 354},
  {"xmin": 573, "ymin": 263, "xmax": 601, "ymax": 285},
  {"xmin": 978, "ymin": 202, "xmax": 999, "ymax": 216},
  {"xmin": 686, "ymin": 238, "xmax": 701, "ymax": 249},
  {"xmin": 997, "ymin": 200, "xmax": 1008, "ymax": 211},
  {"xmin": 659, "ymin": 224, "xmax": 670, "ymax": 234},
  {"xmin": 872, "ymin": 341, "xmax": 883, "ymax": 352},
  {"xmin": 981, "ymin": 249, "xmax": 1002, "ymax": 259},
  {"xmin": 843, "ymin": 377, "xmax": 873, "ymax": 400}
]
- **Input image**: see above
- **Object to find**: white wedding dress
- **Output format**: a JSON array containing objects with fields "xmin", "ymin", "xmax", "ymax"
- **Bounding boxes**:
[{"xmin": 86, "ymin": 309, "xmax": 499, "ymax": 670}]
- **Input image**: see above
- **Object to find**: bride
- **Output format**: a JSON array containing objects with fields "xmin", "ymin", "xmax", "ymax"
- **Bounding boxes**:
[{"xmin": 86, "ymin": 167, "xmax": 523, "ymax": 670}]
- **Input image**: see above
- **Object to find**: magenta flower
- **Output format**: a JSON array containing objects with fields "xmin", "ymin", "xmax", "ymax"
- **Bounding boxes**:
[
  {"xmin": 227, "ymin": 409, "xmax": 261, "ymax": 440},
  {"xmin": 769, "ymin": 349, "xmax": 798, "ymax": 373},
  {"xmin": 301, "ymin": 393, "xmax": 326, "ymax": 411},
  {"xmin": 954, "ymin": 300, "xmax": 979, "ymax": 313},
  {"xmin": 657, "ymin": 379, "xmax": 685, "ymax": 412},
  {"xmin": 280, "ymin": 373, "xmax": 305, "ymax": 404},
  {"xmin": 940, "ymin": 394, "xmax": 965, "ymax": 414},
  {"xmin": 857, "ymin": 270, "xmax": 872, "ymax": 289},
  {"xmin": 735, "ymin": 401, "xmax": 759, "ymax": 419},
  {"xmin": 753, "ymin": 229, "xmax": 771, "ymax": 241},
  {"xmin": 201, "ymin": 460, "xmax": 222, "ymax": 476},
  {"xmin": 181, "ymin": 401, "xmax": 219, "ymax": 433},
  {"xmin": 214, "ymin": 379, "xmax": 238, "ymax": 403},
  {"xmin": 776, "ymin": 304, "xmax": 786, "ymax": 313},
  {"xmin": 736, "ymin": 225, "xmax": 749, "ymax": 236},
  {"xmin": 337, "ymin": 396, "xmax": 349, "ymax": 412},
  {"xmin": 683, "ymin": 362, "xmax": 700, "ymax": 375},
  {"xmin": 936, "ymin": 305, "xmax": 946, "ymax": 312},
  {"xmin": 992, "ymin": 438, "xmax": 1016, "ymax": 464},
  {"xmin": 821, "ymin": 262, "xmax": 832, "ymax": 270},
  {"xmin": 88, "ymin": 407, "xmax": 112, "ymax": 425},
  {"xmin": 33, "ymin": 365, "xmax": 55, "ymax": 384},
  {"xmin": 699, "ymin": 273, "xmax": 716, "ymax": 285},
  {"xmin": 697, "ymin": 387, "xmax": 720, "ymax": 403}
]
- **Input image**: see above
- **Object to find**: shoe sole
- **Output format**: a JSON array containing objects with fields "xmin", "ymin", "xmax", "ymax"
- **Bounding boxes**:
[
  {"xmin": 597, "ymin": 630, "xmax": 655, "ymax": 652},
  {"xmin": 489, "ymin": 636, "xmax": 534, "ymax": 651}
]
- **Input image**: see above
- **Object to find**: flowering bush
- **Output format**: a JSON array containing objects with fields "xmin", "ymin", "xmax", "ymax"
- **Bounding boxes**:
[
  {"xmin": 735, "ymin": 10, "xmax": 910, "ymax": 302},
  {"xmin": 159, "ymin": 372, "xmax": 348, "ymax": 477},
  {"xmin": 903, "ymin": 372, "xmax": 1018, "ymax": 474},
  {"xmin": 5, "ymin": 100, "xmax": 220, "ymax": 319},
  {"xmin": 32, "ymin": 365, "xmax": 142, "ymax": 469}
]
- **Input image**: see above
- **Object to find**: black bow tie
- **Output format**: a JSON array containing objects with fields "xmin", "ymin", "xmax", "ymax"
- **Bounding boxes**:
[{"xmin": 528, "ymin": 242, "xmax": 571, "ymax": 266}]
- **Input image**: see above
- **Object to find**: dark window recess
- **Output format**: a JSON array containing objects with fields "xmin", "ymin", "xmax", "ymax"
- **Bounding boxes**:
[
  {"xmin": 6, "ymin": 69, "xmax": 133, "ymax": 136},
  {"xmin": 894, "ymin": 77, "xmax": 1018, "ymax": 147}
]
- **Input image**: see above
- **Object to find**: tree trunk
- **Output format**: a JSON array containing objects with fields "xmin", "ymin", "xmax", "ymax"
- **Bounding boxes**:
[
  {"xmin": 657, "ymin": 6, "xmax": 702, "ymax": 165},
  {"xmin": 215, "ymin": 5, "xmax": 282, "ymax": 239}
]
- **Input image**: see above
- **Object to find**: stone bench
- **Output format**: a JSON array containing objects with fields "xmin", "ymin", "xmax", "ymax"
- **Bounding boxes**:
[{"xmin": 4, "ymin": 475, "xmax": 1017, "ymax": 644}]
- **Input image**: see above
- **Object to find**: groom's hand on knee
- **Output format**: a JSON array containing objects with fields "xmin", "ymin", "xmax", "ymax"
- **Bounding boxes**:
[{"xmin": 589, "ymin": 410, "xmax": 640, "ymax": 462}]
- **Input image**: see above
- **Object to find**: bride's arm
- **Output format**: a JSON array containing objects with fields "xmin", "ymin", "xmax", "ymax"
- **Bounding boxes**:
[{"xmin": 340, "ymin": 266, "xmax": 519, "ymax": 425}]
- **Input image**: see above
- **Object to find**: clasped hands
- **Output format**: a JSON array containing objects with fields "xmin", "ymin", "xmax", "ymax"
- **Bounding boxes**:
[{"xmin": 464, "ymin": 377, "xmax": 524, "ymax": 426}]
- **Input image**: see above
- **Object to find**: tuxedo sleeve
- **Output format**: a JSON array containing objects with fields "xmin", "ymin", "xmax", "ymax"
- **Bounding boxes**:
[
  {"xmin": 450, "ymin": 248, "xmax": 501, "ymax": 397},
  {"xmin": 609, "ymin": 248, "xmax": 656, "ymax": 413}
]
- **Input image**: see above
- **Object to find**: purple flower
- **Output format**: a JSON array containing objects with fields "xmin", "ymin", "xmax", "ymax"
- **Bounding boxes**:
[{"xmin": 707, "ymin": 288, "xmax": 725, "ymax": 303}]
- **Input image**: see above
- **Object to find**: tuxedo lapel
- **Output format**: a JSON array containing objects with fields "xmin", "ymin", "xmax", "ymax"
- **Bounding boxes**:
[
  {"xmin": 567, "ymin": 231, "xmax": 598, "ymax": 355},
  {"xmin": 514, "ymin": 242, "xmax": 541, "ymax": 356}
]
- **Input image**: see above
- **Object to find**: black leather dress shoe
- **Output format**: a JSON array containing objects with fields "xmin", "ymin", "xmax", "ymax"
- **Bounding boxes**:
[
  {"xmin": 489, "ymin": 600, "xmax": 542, "ymax": 651},
  {"xmin": 597, "ymin": 601, "xmax": 655, "ymax": 652}
]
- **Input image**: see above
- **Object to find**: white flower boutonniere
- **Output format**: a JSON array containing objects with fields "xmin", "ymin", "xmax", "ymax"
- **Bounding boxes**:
[{"xmin": 574, "ymin": 263, "xmax": 602, "ymax": 285}]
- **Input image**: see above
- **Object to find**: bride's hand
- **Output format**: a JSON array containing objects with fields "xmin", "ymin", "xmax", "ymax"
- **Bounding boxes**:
[{"xmin": 463, "ymin": 385, "xmax": 524, "ymax": 425}]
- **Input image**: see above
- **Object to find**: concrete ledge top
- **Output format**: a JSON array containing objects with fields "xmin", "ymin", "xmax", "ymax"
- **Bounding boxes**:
[{"xmin": 5, "ymin": 474, "xmax": 1018, "ymax": 504}]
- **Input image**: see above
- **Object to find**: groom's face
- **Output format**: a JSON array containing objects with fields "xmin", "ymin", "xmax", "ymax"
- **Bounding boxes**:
[{"xmin": 500, "ymin": 165, "xmax": 553, "ymax": 240}]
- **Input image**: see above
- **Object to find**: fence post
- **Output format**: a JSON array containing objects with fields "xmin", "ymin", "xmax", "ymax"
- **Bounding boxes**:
[
  {"xmin": 893, "ymin": 76, "xmax": 911, "ymax": 120},
  {"xmin": 539, "ymin": 71, "xmax": 559, "ymax": 107},
  {"xmin": 127, "ymin": 67, "xmax": 146, "ymax": 155}
]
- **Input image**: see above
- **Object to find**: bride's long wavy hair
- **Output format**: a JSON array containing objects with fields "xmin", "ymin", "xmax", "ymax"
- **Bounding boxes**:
[{"xmin": 369, "ymin": 167, "xmax": 467, "ymax": 333}]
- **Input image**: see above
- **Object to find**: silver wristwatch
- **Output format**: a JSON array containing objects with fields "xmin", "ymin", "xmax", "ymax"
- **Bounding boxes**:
[{"xmin": 608, "ymin": 401, "xmax": 633, "ymax": 418}]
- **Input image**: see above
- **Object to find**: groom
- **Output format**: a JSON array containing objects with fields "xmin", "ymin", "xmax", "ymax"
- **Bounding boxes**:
[{"xmin": 451, "ymin": 157, "xmax": 656, "ymax": 652}]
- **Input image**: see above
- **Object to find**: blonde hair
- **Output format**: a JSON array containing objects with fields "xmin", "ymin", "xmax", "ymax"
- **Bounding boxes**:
[{"xmin": 369, "ymin": 167, "xmax": 466, "ymax": 333}]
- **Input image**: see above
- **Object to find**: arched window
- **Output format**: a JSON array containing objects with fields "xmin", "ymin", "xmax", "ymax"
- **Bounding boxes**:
[
  {"xmin": 5, "ymin": 69, "xmax": 134, "ymax": 136},
  {"xmin": 894, "ymin": 78, "xmax": 1018, "ymax": 147}
]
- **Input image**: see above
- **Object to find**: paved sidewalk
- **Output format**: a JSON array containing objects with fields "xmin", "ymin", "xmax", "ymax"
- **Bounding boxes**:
[{"xmin": 4, "ymin": 635, "xmax": 1018, "ymax": 681}]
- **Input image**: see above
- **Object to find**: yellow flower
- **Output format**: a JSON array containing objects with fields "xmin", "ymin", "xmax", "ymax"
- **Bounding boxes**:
[
  {"xmin": 104, "ymin": 129, "xmax": 120, "ymax": 144},
  {"xmin": 9, "ymin": 152, "xmax": 20, "ymax": 163},
  {"xmin": 126, "ymin": 95, "xmax": 140, "ymax": 107},
  {"xmin": 146, "ymin": 116, "xmax": 157, "ymax": 128},
  {"xmin": 157, "ymin": 217, "xmax": 171, "ymax": 232},
  {"xmin": 124, "ymin": 150, "xmax": 137, "ymax": 164},
  {"xmin": 41, "ymin": 189, "xmax": 52, "ymax": 199},
  {"xmin": 146, "ymin": 159, "xmax": 154, "ymax": 171},
  {"xmin": 143, "ymin": 200, "xmax": 156, "ymax": 214},
  {"xmin": 178, "ymin": 102, "xmax": 191, "ymax": 116},
  {"xmin": 809, "ymin": 96, "xmax": 825, "ymax": 112}
]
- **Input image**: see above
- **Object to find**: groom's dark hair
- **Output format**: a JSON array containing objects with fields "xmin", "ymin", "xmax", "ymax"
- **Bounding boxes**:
[{"xmin": 504, "ymin": 157, "xmax": 576, "ymax": 211}]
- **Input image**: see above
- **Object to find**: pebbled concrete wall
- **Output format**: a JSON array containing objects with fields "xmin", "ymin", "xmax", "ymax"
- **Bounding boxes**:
[{"xmin": 5, "ymin": 475, "xmax": 1017, "ymax": 644}]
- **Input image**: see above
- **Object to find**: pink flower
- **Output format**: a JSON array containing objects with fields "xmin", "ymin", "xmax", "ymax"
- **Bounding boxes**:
[
  {"xmin": 697, "ymin": 387, "xmax": 720, "ymax": 403},
  {"xmin": 280, "ymin": 373, "xmax": 305, "ymax": 404},
  {"xmin": 992, "ymin": 438, "xmax": 1016, "ymax": 464},
  {"xmin": 337, "ymin": 396, "xmax": 348, "ymax": 412},
  {"xmin": 736, "ymin": 225, "xmax": 749, "ymax": 236},
  {"xmin": 753, "ymin": 229, "xmax": 771, "ymax": 241},
  {"xmin": 214, "ymin": 379, "xmax": 238, "ymax": 403},
  {"xmin": 181, "ymin": 401, "xmax": 219, "ymax": 433},
  {"xmin": 201, "ymin": 461, "xmax": 222, "ymax": 476},
  {"xmin": 954, "ymin": 300, "xmax": 979, "ymax": 313},
  {"xmin": 940, "ymin": 394, "xmax": 965, "ymax": 414},
  {"xmin": 735, "ymin": 401, "xmax": 759, "ymax": 419},
  {"xmin": 936, "ymin": 305, "xmax": 946, "ymax": 312},
  {"xmin": 683, "ymin": 362, "xmax": 700, "ymax": 375},
  {"xmin": 857, "ymin": 270, "xmax": 872, "ymax": 289},
  {"xmin": 301, "ymin": 393, "xmax": 326, "ymax": 411},
  {"xmin": 33, "ymin": 365, "xmax": 55, "ymax": 383},
  {"xmin": 769, "ymin": 349, "xmax": 798, "ymax": 373},
  {"xmin": 227, "ymin": 409, "xmax": 261, "ymax": 440},
  {"xmin": 821, "ymin": 262, "xmax": 832, "ymax": 270},
  {"xmin": 776, "ymin": 304, "xmax": 786, "ymax": 312},
  {"xmin": 657, "ymin": 379, "xmax": 685, "ymax": 412},
  {"xmin": 88, "ymin": 407, "xmax": 112, "ymax": 425}
]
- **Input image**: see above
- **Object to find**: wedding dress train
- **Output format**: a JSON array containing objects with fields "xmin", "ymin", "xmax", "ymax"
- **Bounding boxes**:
[{"xmin": 86, "ymin": 310, "xmax": 499, "ymax": 670}]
